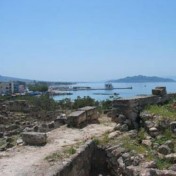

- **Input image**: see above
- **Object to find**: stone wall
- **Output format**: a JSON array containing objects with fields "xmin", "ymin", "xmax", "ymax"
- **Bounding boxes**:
[
  {"xmin": 47, "ymin": 140, "xmax": 111, "ymax": 176},
  {"xmin": 110, "ymin": 87, "xmax": 176, "ymax": 130},
  {"xmin": 78, "ymin": 106, "xmax": 99, "ymax": 122},
  {"xmin": 47, "ymin": 141, "xmax": 96, "ymax": 176},
  {"xmin": 5, "ymin": 100, "xmax": 30, "ymax": 112}
]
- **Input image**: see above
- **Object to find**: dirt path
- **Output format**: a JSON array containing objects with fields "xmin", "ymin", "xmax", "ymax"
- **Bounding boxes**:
[{"xmin": 0, "ymin": 117, "xmax": 115, "ymax": 176}]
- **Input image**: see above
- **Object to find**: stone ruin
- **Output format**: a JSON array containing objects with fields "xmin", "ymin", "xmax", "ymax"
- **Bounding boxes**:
[
  {"xmin": 67, "ymin": 106, "xmax": 99, "ymax": 128},
  {"xmin": 21, "ymin": 106, "xmax": 99, "ymax": 146},
  {"xmin": 22, "ymin": 132, "xmax": 47, "ymax": 146},
  {"xmin": 109, "ymin": 87, "xmax": 176, "ymax": 131}
]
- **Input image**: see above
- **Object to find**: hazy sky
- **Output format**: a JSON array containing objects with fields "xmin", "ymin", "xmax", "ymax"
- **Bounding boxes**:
[{"xmin": 0, "ymin": 0, "xmax": 176, "ymax": 81}]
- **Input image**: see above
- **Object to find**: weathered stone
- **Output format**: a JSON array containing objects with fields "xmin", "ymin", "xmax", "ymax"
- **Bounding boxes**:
[
  {"xmin": 15, "ymin": 120, "xmax": 21, "ymax": 125},
  {"xmin": 140, "ymin": 169, "xmax": 154, "ymax": 176},
  {"xmin": 5, "ymin": 129, "xmax": 19, "ymax": 136},
  {"xmin": 120, "ymin": 124, "xmax": 129, "ymax": 132},
  {"xmin": 158, "ymin": 145, "xmax": 171, "ymax": 155},
  {"xmin": 0, "ymin": 132, "xmax": 4, "ymax": 138},
  {"xmin": 24, "ymin": 127, "xmax": 33, "ymax": 132},
  {"xmin": 22, "ymin": 132, "xmax": 47, "ymax": 146},
  {"xmin": 165, "ymin": 140, "xmax": 175, "ymax": 151},
  {"xmin": 165, "ymin": 153, "xmax": 176, "ymax": 162},
  {"xmin": 169, "ymin": 164, "xmax": 176, "ymax": 171},
  {"xmin": 132, "ymin": 155, "xmax": 143, "ymax": 166},
  {"xmin": 17, "ymin": 138, "xmax": 23, "ymax": 145},
  {"xmin": 122, "ymin": 152, "xmax": 130, "ymax": 159},
  {"xmin": 152, "ymin": 87, "xmax": 167, "ymax": 96},
  {"xmin": 145, "ymin": 121, "xmax": 155, "ymax": 129},
  {"xmin": 126, "ymin": 166, "xmax": 141, "ymax": 176},
  {"xmin": 54, "ymin": 115, "xmax": 67, "ymax": 127},
  {"xmin": 67, "ymin": 111, "xmax": 86, "ymax": 128},
  {"xmin": 78, "ymin": 106, "xmax": 99, "ymax": 121},
  {"xmin": 48, "ymin": 121, "xmax": 55, "ymax": 129},
  {"xmin": 149, "ymin": 127, "xmax": 159, "ymax": 137},
  {"xmin": 113, "ymin": 123, "xmax": 121, "ymax": 131},
  {"xmin": 33, "ymin": 125, "xmax": 39, "ymax": 132},
  {"xmin": 39, "ymin": 123, "xmax": 48, "ymax": 132},
  {"xmin": 142, "ymin": 140, "xmax": 152, "ymax": 147},
  {"xmin": 142, "ymin": 161, "xmax": 157, "ymax": 168},
  {"xmin": 158, "ymin": 120, "xmax": 170, "ymax": 130},
  {"xmin": 123, "ymin": 119, "xmax": 132, "ymax": 126},
  {"xmin": 153, "ymin": 143, "xmax": 160, "ymax": 150},
  {"xmin": 108, "ymin": 131, "xmax": 121, "ymax": 139},
  {"xmin": 111, "ymin": 147, "xmax": 126, "ymax": 158},
  {"xmin": 170, "ymin": 122, "xmax": 176, "ymax": 133},
  {"xmin": 155, "ymin": 169, "xmax": 176, "ymax": 176},
  {"xmin": 41, "ymin": 123, "xmax": 48, "ymax": 128},
  {"xmin": 117, "ymin": 157, "xmax": 125, "ymax": 169},
  {"xmin": 117, "ymin": 114, "xmax": 126, "ymax": 124},
  {"xmin": 5, "ymin": 124, "xmax": 19, "ymax": 131},
  {"xmin": 128, "ymin": 130, "xmax": 138, "ymax": 138}
]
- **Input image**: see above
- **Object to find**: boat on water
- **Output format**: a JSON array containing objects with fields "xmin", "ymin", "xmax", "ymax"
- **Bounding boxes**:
[{"xmin": 105, "ymin": 83, "xmax": 113, "ymax": 90}]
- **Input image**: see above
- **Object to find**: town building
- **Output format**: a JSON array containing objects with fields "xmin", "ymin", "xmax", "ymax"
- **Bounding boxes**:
[
  {"xmin": 0, "ymin": 81, "xmax": 26, "ymax": 95},
  {"xmin": 0, "ymin": 82, "xmax": 12, "ymax": 95}
]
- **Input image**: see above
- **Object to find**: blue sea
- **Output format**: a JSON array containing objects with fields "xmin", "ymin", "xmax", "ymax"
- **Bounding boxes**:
[{"xmin": 53, "ymin": 82, "xmax": 176, "ymax": 101}]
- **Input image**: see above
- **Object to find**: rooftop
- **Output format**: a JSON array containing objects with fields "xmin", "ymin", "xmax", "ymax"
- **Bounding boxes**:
[
  {"xmin": 78, "ymin": 106, "xmax": 96, "ymax": 111},
  {"xmin": 68, "ymin": 111, "xmax": 85, "ymax": 117}
]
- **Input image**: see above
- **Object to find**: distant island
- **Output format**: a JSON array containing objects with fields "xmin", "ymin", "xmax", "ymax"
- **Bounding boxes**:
[{"xmin": 109, "ymin": 75, "xmax": 175, "ymax": 83}]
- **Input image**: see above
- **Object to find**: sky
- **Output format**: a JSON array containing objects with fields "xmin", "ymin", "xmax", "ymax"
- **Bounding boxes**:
[{"xmin": 0, "ymin": 0, "xmax": 176, "ymax": 82}]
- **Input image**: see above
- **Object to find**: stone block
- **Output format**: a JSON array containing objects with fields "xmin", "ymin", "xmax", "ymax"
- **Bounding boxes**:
[{"xmin": 22, "ymin": 132, "xmax": 47, "ymax": 146}]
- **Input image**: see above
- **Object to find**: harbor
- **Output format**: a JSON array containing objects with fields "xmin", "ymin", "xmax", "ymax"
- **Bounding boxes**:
[
  {"xmin": 51, "ymin": 82, "xmax": 176, "ymax": 101},
  {"xmin": 49, "ymin": 83, "xmax": 132, "ymax": 93}
]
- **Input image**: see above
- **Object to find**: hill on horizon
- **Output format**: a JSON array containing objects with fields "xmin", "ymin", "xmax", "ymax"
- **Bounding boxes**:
[
  {"xmin": 109, "ymin": 75, "xmax": 175, "ymax": 83},
  {"xmin": 0, "ymin": 75, "xmax": 32, "ymax": 83},
  {"xmin": 0, "ymin": 75, "xmax": 76, "ymax": 85}
]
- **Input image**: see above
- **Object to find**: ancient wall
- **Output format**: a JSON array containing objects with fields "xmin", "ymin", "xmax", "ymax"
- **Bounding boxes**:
[
  {"xmin": 48, "ymin": 141, "xmax": 96, "ymax": 176},
  {"xmin": 67, "ymin": 106, "xmax": 99, "ymax": 128},
  {"xmin": 5, "ymin": 100, "xmax": 30, "ymax": 112},
  {"xmin": 111, "ymin": 87, "xmax": 176, "ymax": 130},
  {"xmin": 78, "ymin": 106, "xmax": 99, "ymax": 121}
]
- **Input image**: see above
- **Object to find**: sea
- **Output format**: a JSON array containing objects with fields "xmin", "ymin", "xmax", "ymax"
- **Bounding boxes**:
[{"xmin": 53, "ymin": 82, "xmax": 176, "ymax": 101}]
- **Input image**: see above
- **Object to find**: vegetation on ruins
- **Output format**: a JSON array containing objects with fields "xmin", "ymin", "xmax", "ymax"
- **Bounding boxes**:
[
  {"xmin": 45, "ymin": 144, "xmax": 78, "ymax": 163},
  {"xmin": 144, "ymin": 98, "xmax": 176, "ymax": 121}
]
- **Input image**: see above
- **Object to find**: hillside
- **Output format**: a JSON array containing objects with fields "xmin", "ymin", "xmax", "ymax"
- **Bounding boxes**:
[
  {"xmin": 0, "ymin": 75, "xmax": 32, "ymax": 83},
  {"xmin": 0, "ymin": 75, "xmax": 76, "ymax": 85},
  {"xmin": 110, "ymin": 75, "xmax": 175, "ymax": 83}
]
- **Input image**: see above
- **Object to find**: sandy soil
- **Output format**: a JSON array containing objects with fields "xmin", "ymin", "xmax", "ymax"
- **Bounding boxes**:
[{"xmin": 0, "ymin": 117, "xmax": 115, "ymax": 176}]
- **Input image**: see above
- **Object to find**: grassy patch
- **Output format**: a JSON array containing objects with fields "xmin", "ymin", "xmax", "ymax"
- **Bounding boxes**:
[
  {"xmin": 121, "ymin": 136, "xmax": 152, "ymax": 158},
  {"xmin": 137, "ymin": 128, "xmax": 147, "ymax": 141},
  {"xmin": 93, "ymin": 131, "xmax": 110, "ymax": 146},
  {"xmin": 120, "ymin": 132, "xmax": 174, "ymax": 169},
  {"xmin": 155, "ymin": 129, "xmax": 174, "ymax": 145},
  {"xmin": 0, "ymin": 138, "xmax": 6, "ymax": 148},
  {"xmin": 45, "ymin": 145, "xmax": 77, "ymax": 163},
  {"xmin": 155, "ymin": 158, "xmax": 172, "ymax": 170},
  {"xmin": 145, "ymin": 102, "xmax": 176, "ymax": 121}
]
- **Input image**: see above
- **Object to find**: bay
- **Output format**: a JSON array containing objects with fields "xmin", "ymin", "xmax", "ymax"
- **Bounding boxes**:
[{"xmin": 53, "ymin": 82, "xmax": 176, "ymax": 101}]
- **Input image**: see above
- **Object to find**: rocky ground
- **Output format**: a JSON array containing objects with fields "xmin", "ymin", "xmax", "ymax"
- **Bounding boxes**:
[
  {"xmin": 0, "ymin": 116, "xmax": 115, "ymax": 176},
  {"xmin": 101, "ymin": 105, "xmax": 176, "ymax": 176}
]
